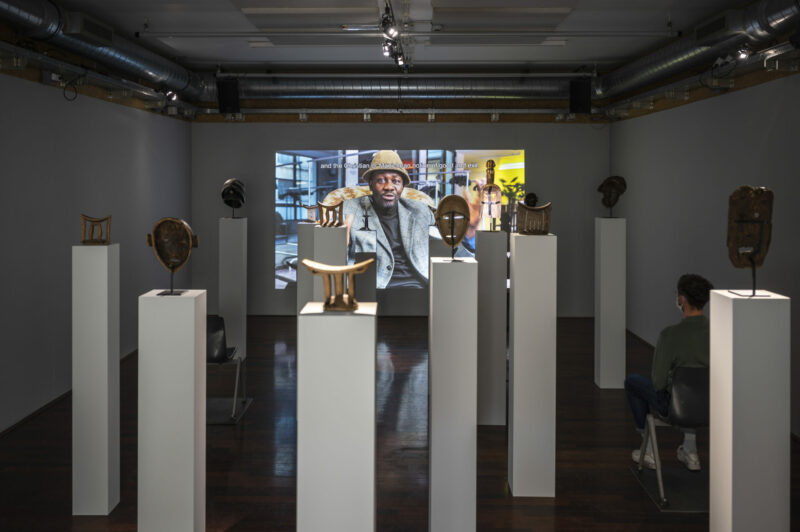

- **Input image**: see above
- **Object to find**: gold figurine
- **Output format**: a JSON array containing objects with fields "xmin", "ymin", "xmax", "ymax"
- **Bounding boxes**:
[
  {"xmin": 479, "ymin": 160, "xmax": 502, "ymax": 231},
  {"xmin": 301, "ymin": 257, "xmax": 375, "ymax": 311}
]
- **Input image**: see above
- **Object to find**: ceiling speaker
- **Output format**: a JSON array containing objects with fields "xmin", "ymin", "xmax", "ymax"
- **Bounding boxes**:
[
  {"xmin": 569, "ymin": 79, "xmax": 592, "ymax": 115},
  {"xmin": 216, "ymin": 78, "xmax": 240, "ymax": 114}
]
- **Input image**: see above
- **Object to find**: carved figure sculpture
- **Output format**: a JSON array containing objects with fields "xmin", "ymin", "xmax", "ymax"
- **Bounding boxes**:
[
  {"xmin": 479, "ymin": 160, "xmax": 502, "ymax": 231},
  {"xmin": 597, "ymin": 176, "xmax": 627, "ymax": 217},
  {"xmin": 146, "ymin": 217, "xmax": 199, "ymax": 294},
  {"xmin": 80, "ymin": 214, "xmax": 111, "ymax": 245},
  {"xmin": 727, "ymin": 185, "xmax": 773, "ymax": 295},
  {"xmin": 307, "ymin": 200, "xmax": 344, "ymax": 227},
  {"xmin": 517, "ymin": 193, "xmax": 552, "ymax": 235},
  {"xmin": 318, "ymin": 200, "xmax": 344, "ymax": 227},
  {"xmin": 301, "ymin": 257, "xmax": 375, "ymax": 311},
  {"xmin": 301, "ymin": 204, "xmax": 318, "ymax": 223},
  {"xmin": 221, "ymin": 179, "xmax": 246, "ymax": 217},
  {"xmin": 435, "ymin": 195, "xmax": 470, "ymax": 259}
]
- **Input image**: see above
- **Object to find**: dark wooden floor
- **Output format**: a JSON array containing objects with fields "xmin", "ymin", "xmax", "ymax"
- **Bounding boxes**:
[{"xmin": 0, "ymin": 317, "xmax": 798, "ymax": 531}]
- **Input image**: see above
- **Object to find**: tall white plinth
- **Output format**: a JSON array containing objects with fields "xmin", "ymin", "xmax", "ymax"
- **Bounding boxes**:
[
  {"xmin": 594, "ymin": 218, "xmax": 626, "ymax": 389},
  {"xmin": 508, "ymin": 234, "xmax": 556, "ymax": 497},
  {"xmin": 710, "ymin": 290, "xmax": 790, "ymax": 532},
  {"xmin": 429, "ymin": 257, "xmax": 477, "ymax": 532},
  {"xmin": 297, "ymin": 222, "xmax": 315, "ymax": 313},
  {"xmin": 219, "ymin": 217, "xmax": 247, "ymax": 359},
  {"xmin": 312, "ymin": 226, "xmax": 347, "ymax": 301},
  {"xmin": 138, "ymin": 290, "xmax": 206, "ymax": 532},
  {"xmin": 476, "ymin": 231, "xmax": 507, "ymax": 425},
  {"xmin": 297, "ymin": 302, "xmax": 376, "ymax": 532},
  {"xmin": 72, "ymin": 244, "xmax": 120, "ymax": 515}
]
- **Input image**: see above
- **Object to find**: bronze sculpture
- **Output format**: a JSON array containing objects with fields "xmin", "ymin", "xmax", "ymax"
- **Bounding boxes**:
[
  {"xmin": 479, "ymin": 160, "xmax": 502, "ymax": 231},
  {"xmin": 301, "ymin": 257, "xmax": 375, "ymax": 311},
  {"xmin": 727, "ymin": 185, "xmax": 773, "ymax": 295},
  {"xmin": 146, "ymin": 217, "xmax": 199, "ymax": 295},
  {"xmin": 517, "ymin": 193, "xmax": 552, "ymax": 235},
  {"xmin": 435, "ymin": 195, "xmax": 470, "ymax": 259},
  {"xmin": 80, "ymin": 214, "xmax": 111, "ymax": 245},
  {"xmin": 220, "ymin": 179, "xmax": 246, "ymax": 218},
  {"xmin": 597, "ymin": 176, "xmax": 627, "ymax": 217}
]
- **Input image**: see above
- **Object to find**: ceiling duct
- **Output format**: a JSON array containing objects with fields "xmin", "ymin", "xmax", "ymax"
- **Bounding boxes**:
[
  {"xmin": 0, "ymin": 0, "xmax": 207, "ymax": 99},
  {"xmin": 595, "ymin": 0, "xmax": 800, "ymax": 98},
  {"xmin": 0, "ymin": 0, "xmax": 798, "ymax": 105},
  {"xmin": 236, "ymin": 76, "xmax": 570, "ymax": 99}
]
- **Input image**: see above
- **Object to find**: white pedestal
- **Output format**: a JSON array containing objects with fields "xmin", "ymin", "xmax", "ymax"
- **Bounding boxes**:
[
  {"xmin": 710, "ymin": 290, "xmax": 790, "ymax": 532},
  {"xmin": 476, "ymin": 231, "xmax": 507, "ymax": 425},
  {"xmin": 138, "ymin": 290, "xmax": 206, "ymax": 532},
  {"xmin": 297, "ymin": 302, "xmax": 377, "ymax": 532},
  {"xmin": 219, "ymin": 217, "xmax": 247, "ymax": 359},
  {"xmin": 429, "ymin": 257, "xmax": 477, "ymax": 532},
  {"xmin": 72, "ymin": 244, "xmax": 120, "ymax": 515},
  {"xmin": 508, "ymin": 233, "xmax": 556, "ymax": 497},
  {"xmin": 594, "ymin": 218, "xmax": 626, "ymax": 389},
  {"xmin": 297, "ymin": 223, "xmax": 315, "ymax": 313},
  {"xmin": 312, "ymin": 226, "xmax": 347, "ymax": 301}
]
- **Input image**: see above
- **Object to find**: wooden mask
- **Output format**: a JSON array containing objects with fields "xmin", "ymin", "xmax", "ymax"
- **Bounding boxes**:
[
  {"xmin": 146, "ymin": 218, "xmax": 199, "ymax": 273},
  {"xmin": 726, "ymin": 185, "xmax": 773, "ymax": 268},
  {"xmin": 435, "ymin": 195, "xmax": 470, "ymax": 253}
]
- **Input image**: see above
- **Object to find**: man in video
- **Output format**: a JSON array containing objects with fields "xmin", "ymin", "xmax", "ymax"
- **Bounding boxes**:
[{"xmin": 343, "ymin": 150, "xmax": 435, "ymax": 289}]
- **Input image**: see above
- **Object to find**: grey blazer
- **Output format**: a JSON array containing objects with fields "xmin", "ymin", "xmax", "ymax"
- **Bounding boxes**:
[{"xmin": 343, "ymin": 195, "xmax": 435, "ymax": 288}]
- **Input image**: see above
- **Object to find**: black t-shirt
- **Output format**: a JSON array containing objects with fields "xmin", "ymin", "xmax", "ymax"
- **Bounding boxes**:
[{"xmin": 377, "ymin": 207, "xmax": 425, "ymax": 289}]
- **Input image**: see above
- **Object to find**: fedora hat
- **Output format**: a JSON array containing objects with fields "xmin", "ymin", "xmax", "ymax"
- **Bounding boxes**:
[{"xmin": 361, "ymin": 150, "xmax": 410, "ymax": 185}]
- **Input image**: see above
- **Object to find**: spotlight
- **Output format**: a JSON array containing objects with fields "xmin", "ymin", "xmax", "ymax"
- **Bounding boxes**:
[
  {"xmin": 737, "ymin": 44, "xmax": 751, "ymax": 61},
  {"xmin": 394, "ymin": 52, "xmax": 404, "ymax": 66},
  {"xmin": 381, "ymin": 8, "xmax": 399, "ymax": 39},
  {"xmin": 166, "ymin": 90, "xmax": 177, "ymax": 101},
  {"xmin": 382, "ymin": 39, "xmax": 393, "ymax": 57}
]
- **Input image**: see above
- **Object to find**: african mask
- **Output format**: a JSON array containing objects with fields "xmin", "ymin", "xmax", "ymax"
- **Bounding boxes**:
[
  {"xmin": 597, "ymin": 176, "xmax": 626, "ymax": 216},
  {"xmin": 220, "ymin": 179, "xmax": 246, "ymax": 210},
  {"xmin": 146, "ymin": 218, "xmax": 199, "ymax": 273},
  {"xmin": 80, "ymin": 214, "xmax": 111, "ymax": 245},
  {"xmin": 479, "ymin": 160, "xmax": 502, "ymax": 231},
  {"xmin": 726, "ymin": 185, "xmax": 773, "ymax": 268},
  {"xmin": 517, "ymin": 200, "xmax": 552, "ymax": 235},
  {"xmin": 435, "ymin": 195, "xmax": 470, "ymax": 257},
  {"xmin": 301, "ymin": 257, "xmax": 375, "ymax": 311}
]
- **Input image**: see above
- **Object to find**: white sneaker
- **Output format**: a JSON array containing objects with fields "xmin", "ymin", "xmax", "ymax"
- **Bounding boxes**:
[
  {"xmin": 631, "ymin": 449, "xmax": 656, "ymax": 470},
  {"xmin": 676, "ymin": 446, "xmax": 701, "ymax": 471}
]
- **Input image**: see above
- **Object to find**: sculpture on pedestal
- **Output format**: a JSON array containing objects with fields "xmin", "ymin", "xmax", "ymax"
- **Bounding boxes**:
[
  {"xmin": 479, "ymin": 160, "xmax": 502, "ymax": 231},
  {"xmin": 435, "ymin": 195, "xmax": 470, "ymax": 259},
  {"xmin": 597, "ymin": 176, "xmax": 626, "ymax": 217},
  {"xmin": 80, "ymin": 214, "xmax": 111, "ymax": 245},
  {"xmin": 301, "ymin": 257, "xmax": 375, "ymax": 311},
  {"xmin": 146, "ymin": 217, "xmax": 199, "ymax": 295},
  {"xmin": 726, "ymin": 185, "xmax": 773, "ymax": 296},
  {"xmin": 221, "ymin": 179, "xmax": 246, "ymax": 218},
  {"xmin": 305, "ymin": 201, "xmax": 344, "ymax": 227},
  {"xmin": 517, "ymin": 193, "xmax": 552, "ymax": 235}
]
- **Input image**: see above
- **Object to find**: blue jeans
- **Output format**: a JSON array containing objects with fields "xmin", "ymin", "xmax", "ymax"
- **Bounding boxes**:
[{"xmin": 624, "ymin": 374, "xmax": 669, "ymax": 430}]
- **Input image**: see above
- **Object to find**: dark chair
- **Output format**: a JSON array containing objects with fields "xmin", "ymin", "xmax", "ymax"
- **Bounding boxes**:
[
  {"xmin": 207, "ymin": 315, "xmax": 249, "ymax": 423},
  {"xmin": 636, "ymin": 366, "xmax": 709, "ymax": 507}
]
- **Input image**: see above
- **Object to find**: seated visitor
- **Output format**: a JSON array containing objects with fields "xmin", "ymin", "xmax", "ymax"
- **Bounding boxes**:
[{"xmin": 625, "ymin": 273, "xmax": 714, "ymax": 471}]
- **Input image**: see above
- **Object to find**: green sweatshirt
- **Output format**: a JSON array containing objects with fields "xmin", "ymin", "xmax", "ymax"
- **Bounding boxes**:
[{"xmin": 651, "ymin": 315, "xmax": 710, "ymax": 391}]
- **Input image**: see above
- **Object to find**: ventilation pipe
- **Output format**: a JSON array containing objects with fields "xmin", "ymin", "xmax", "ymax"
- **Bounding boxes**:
[
  {"xmin": 0, "ymin": 0, "xmax": 799, "ymax": 103},
  {"xmin": 595, "ymin": 0, "xmax": 800, "ymax": 97},
  {"xmin": 0, "ymin": 0, "xmax": 207, "ymax": 99}
]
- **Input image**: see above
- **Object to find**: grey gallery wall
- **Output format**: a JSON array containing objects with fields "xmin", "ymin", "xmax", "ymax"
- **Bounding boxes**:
[
  {"xmin": 611, "ymin": 74, "xmax": 800, "ymax": 435},
  {"xmin": 0, "ymin": 73, "xmax": 192, "ymax": 432}
]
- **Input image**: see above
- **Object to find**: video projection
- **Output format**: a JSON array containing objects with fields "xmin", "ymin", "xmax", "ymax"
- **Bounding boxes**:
[{"xmin": 275, "ymin": 149, "xmax": 525, "ymax": 289}]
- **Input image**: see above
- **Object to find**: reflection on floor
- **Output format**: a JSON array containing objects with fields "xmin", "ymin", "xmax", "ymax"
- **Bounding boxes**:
[{"xmin": 0, "ymin": 317, "xmax": 798, "ymax": 531}]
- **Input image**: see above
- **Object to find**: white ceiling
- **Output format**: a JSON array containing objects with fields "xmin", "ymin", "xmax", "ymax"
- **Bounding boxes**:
[{"xmin": 58, "ymin": 0, "xmax": 748, "ymax": 72}]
